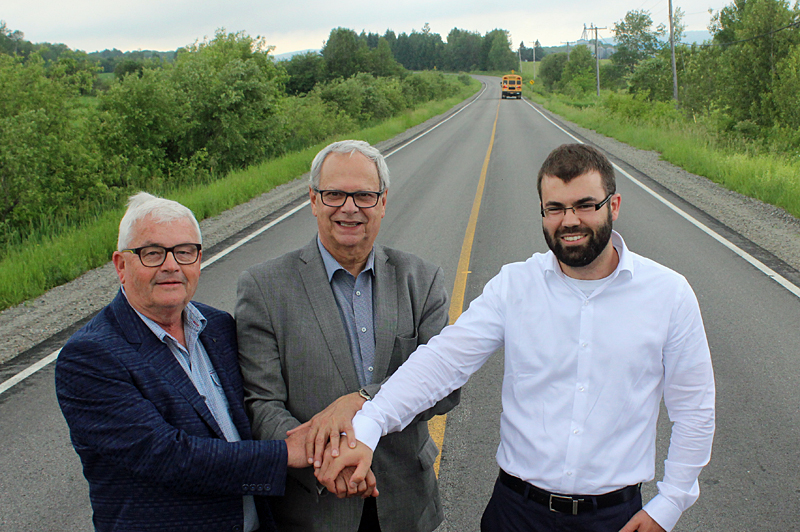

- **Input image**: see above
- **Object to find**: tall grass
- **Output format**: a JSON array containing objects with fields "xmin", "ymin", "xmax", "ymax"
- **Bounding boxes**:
[
  {"xmin": 0, "ymin": 80, "xmax": 480, "ymax": 311},
  {"xmin": 527, "ymin": 88, "xmax": 800, "ymax": 221}
]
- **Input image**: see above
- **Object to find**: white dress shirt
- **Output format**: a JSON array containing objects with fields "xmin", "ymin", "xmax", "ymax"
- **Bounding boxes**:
[{"xmin": 353, "ymin": 231, "xmax": 715, "ymax": 531}]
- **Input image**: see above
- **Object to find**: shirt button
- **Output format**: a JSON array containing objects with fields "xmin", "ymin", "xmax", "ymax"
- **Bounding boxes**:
[
  {"xmin": 361, "ymin": 327, "xmax": 367, "ymax": 333},
  {"xmin": 356, "ymin": 290, "xmax": 362, "ymax": 296},
  {"xmin": 583, "ymin": 300, "xmax": 589, "ymax": 306},
  {"xmin": 581, "ymin": 343, "xmax": 588, "ymax": 348},
  {"xmin": 574, "ymin": 429, "xmax": 580, "ymax": 434},
  {"xmin": 368, "ymin": 366, "xmax": 374, "ymax": 372},
  {"xmin": 567, "ymin": 471, "xmax": 573, "ymax": 476},
  {"xmin": 578, "ymin": 386, "xmax": 585, "ymax": 392}
]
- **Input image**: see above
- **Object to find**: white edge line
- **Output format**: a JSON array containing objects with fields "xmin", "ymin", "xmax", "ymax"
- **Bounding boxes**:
[
  {"xmin": 0, "ymin": 82, "xmax": 489, "ymax": 396},
  {"xmin": 0, "ymin": 350, "xmax": 60, "ymax": 395},
  {"xmin": 523, "ymin": 99, "xmax": 800, "ymax": 299},
  {"xmin": 384, "ymin": 81, "xmax": 487, "ymax": 158}
]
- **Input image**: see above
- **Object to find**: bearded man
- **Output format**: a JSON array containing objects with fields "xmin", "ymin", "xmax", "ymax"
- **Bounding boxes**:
[{"xmin": 310, "ymin": 143, "xmax": 716, "ymax": 532}]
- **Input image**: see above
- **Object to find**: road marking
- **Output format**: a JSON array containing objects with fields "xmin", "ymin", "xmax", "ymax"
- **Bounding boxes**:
[
  {"xmin": 523, "ymin": 99, "xmax": 800, "ymax": 300},
  {"xmin": 0, "ymin": 82, "xmax": 490, "ymax": 396},
  {"xmin": 430, "ymin": 98, "xmax": 501, "ymax": 476}
]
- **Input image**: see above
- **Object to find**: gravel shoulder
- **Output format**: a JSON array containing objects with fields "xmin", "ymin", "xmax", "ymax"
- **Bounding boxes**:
[{"xmin": 1, "ymin": 97, "xmax": 798, "ymax": 366}]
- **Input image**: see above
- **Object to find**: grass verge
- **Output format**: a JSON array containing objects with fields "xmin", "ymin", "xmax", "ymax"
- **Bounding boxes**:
[
  {"xmin": 0, "ymin": 79, "xmax": 480, "ymax": 311},
  {"xmin": 525, "ymin": 88, "xmax": 800, "ymax": 222}
]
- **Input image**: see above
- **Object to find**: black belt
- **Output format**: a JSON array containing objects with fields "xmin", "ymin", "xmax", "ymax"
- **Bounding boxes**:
[{"xmin": 498, "ymin": 470, "xmax": 640, "ymax": 516}]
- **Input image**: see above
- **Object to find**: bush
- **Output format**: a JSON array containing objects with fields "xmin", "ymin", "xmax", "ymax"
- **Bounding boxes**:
[
  {"xmin": 280, "ymin": 94, "xmax": 357, "ymax": 152},
  {"xmin": 0, "ymin": 54, "xmax": 112, "ymax": 249}
]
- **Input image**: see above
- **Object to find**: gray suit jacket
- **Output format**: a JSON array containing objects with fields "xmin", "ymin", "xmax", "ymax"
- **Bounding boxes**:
[{"xmin": 236, "ymin": 238, "xmax": 460, "ymax": 532}]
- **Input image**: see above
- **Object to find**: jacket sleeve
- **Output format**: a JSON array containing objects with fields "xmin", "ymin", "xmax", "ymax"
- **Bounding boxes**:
[{"xmin": 55, "ymin": 334, "xmax": 288, "ymax": 498}]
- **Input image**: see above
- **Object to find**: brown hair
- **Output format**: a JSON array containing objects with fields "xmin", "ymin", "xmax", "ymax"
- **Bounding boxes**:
[{"xmin": 537, "ymin": 144, "xmax": 615, "ymax": 199}]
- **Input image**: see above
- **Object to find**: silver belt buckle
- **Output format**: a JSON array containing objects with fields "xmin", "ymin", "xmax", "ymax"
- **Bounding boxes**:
[{"xmin": 549, "ymin": 494, "xmax": 583, "ymax": 515}]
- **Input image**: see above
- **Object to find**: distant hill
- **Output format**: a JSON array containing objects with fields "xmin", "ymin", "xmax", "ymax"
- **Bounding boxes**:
[
  {"xmin": 684, "ymin": 30, "xmax": 712, "ymax": 44},
  {"xmin": 273, "ymin": 49, "xmax": 320, "ymax": 61}
]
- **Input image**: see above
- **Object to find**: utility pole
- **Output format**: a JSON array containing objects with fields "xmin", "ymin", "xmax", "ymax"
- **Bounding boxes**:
[
  {"xmin": 528, "ymin": 40, "xmax": 538, "ymax": 80},
  {"xmin": 561, "ymin": 40, "xmax": 574, "ymax": 59},
  {"xmin": 583, "ymin": 24, "xmax": 606, "ymax": 96},
  {"xmin": 668, "ymin": 0, "xmax": 679, "ymax": 106}
]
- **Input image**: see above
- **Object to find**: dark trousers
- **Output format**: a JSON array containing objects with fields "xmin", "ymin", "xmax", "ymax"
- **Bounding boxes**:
[
  {"xmin": 480, "ymin": 477, "xmax": 642, "ymax": 532},
  {"xmin": 358, "ymin": 497, "xmax": 382, "ymax": 532}
]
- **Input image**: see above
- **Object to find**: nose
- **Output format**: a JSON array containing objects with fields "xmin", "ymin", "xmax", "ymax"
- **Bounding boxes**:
[
  {"xmin": 339, "ymin": 194, "xmax": 360, "ymax": 213},
  {"xmin": 561, "ymin": 207, "xmax": 581, "ymax": 226},
  {"xmin": 160, "ymin": 250, "xmax": 181, "ymax": 270}
]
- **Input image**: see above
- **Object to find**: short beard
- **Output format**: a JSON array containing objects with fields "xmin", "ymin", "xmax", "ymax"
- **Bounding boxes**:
[{"xmin": 543, "ymin": 211, "xmax": 613, "ymax": 268}]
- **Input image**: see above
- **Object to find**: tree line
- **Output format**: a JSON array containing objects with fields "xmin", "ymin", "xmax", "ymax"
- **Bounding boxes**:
[
  {"xmin": 530, "ymin": 0, "xmax": 800, "ymax": 155},
  {"xmin": 0, "ymin": 26, "xmax": 473, "ymax": 255}
]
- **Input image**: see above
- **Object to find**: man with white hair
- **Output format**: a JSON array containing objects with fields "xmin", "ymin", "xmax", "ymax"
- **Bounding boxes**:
[
  {"xmin": 56, "ymin": 192, "xmax": 309, "ymax": 532},
  {"xmin": 236, "ymin": 140, "xmax": 460, "ymax": 532}
]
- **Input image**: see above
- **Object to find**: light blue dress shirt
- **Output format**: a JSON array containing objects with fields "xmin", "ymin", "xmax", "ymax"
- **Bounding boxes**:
[{"xmin": 317, "ymin": 237, "xmax": 377, "ymax": 387}]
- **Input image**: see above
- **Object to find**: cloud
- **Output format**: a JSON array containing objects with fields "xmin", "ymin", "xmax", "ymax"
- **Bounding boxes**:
[{"xmin": 3, "ymin": 0, "xmax": 732, "ymax": 53}]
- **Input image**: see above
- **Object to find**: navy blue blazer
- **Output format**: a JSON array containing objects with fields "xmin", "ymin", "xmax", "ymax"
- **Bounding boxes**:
[{"xmin": 56, "ymin": 290, "xmax": 288, "ymax": 532}]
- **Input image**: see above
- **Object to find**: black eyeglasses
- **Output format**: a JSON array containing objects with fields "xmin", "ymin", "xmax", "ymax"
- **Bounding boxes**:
[
  {"xmin": 540, "ymin": 193, "xmax": 614, "ymax": 218},
  {"xmin": 122, "ymin": 243, "xmax": 202, "ymax": 267},
  {"xmin": 313, "ymin": 188, "xmax": 384, "ymax": 208}
]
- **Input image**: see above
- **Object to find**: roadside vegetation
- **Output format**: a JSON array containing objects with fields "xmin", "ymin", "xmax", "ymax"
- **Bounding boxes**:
[
  {"xmin": 0, "ymin": 24, "xmax": 477, "ymax": 310},
  {"xmin": 2, "ymin": 0, "xmax": 798, "ymax": 310},
  {"xmin": 517, "ymin": 0, "xmax": 800, "ymax": 223}
]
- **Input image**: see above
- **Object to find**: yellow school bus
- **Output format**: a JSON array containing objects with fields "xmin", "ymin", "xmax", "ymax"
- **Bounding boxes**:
[{"xmin": 501, "ymin": 74, "xmax": 523, "ymax": 99}]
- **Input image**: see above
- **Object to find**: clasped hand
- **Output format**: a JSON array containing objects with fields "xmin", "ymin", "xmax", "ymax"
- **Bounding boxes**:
[
  {"xmin": 286, "ymin": 391, "xmax": 378, "ymax": 498},
  {"xmin": 315, "ymin": 440, "xmax": 377, "ymax": 498}
]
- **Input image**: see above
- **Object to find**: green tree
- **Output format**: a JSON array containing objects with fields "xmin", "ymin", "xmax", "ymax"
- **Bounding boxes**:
[
  {"xmin": 393, "ymin": 28, "xmax": 444, "ymax": 70},
  {"xmin": 444, "ymin": 28, "xmax": 482, "ymax": 71},
  {"xmin": 169, "ymin": 30, "xmax": 288, "ymax": 174},
  {"xmin": 712, "ymin": 0, "xmax": 800, "ymax": 133},
  {"xmin": 369, "ymin": 38, "xmax": 405, "ymax": 77},
  {"xmin": 283, "ymin": 51, "xmax": 325, "ymax": 95},
  {"xmin": 773, "ymin": 43, "xmax": 800, "ymax": 133},
  {"xmin": 96, "ymin": 67, "xmax": 186, "ymax": 184},
  {"xmin": 611, "ymin": 10, "xmax": 666, "ymax": 74},
  {"xmin": 322, "ymin": 27, "xmax": 367, "ymax": 79},
  {"xmin": 538, "ymin": 52, "xmax": 568, "ymax": 90},
  {"xmin": 560, "ymin": 45, "xmax": 595, "ymax": 93},
  {"xmin": 485, "ymin": 30, "xmax": 517, "ymax": 71},
  {"xmin": 0, "ymin": 54, "xmax": 109, "ymax": 246}
]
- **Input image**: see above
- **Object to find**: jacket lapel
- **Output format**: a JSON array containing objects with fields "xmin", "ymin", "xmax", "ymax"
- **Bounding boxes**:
[
  {"xmin": 111, "ymin": 291, "xmax": 225, "ymax": 439},
  {"xmin": 372, "ymin": 246, "xmax": 397, "ymax": 382},
  {"xmin": 298, "ymin": 239, "xmax": 361, "ymax": 391},
  {"xmin": 202, "ymin": 330, "xmax": 252, "ymax": 440}
]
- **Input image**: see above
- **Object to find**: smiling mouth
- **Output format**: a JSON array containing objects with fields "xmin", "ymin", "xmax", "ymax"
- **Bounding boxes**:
[
  {"xmin": 336, "ymin": 221, "xmax": 362, "ymax": 227},
  {"xmin": 562, "ymin": 234, "xmax": 585, "ymax": 242}
]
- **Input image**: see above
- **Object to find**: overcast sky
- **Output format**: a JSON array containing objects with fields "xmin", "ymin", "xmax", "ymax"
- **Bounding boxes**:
[{"xmin": 5, "ymin": 0, "xmax": 732, "ymax": 55}]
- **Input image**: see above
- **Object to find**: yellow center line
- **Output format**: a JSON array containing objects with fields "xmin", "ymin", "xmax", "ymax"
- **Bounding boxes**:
[{"xmin": 430, "ymin": 100, "xmax": 501, "ymax": 476}]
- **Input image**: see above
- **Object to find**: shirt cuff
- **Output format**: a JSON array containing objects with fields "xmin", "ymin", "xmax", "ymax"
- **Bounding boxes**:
[
  {"xmin": 352, "ymin": 411, "xmax": 382, "ymax": 451},
  {"xmin": 642, "ymin": 494, "xmax": 682, "ymax": 532}
]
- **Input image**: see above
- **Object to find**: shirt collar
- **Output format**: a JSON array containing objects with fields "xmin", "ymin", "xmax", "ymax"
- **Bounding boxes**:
[
  {"xmin": 317, "ymin": 235, "xmax": 375, "ymax": 281},
  {"xmin": 544, "ymin": 230, "xmax": 634, "ymax": 280},
  {"xmin": 121, "ymin": 286, "xmax": 207, "ymax": 343}
]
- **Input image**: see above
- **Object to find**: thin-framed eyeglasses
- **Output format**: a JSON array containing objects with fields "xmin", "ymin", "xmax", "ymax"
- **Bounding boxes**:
[
  {"xmin": 313, "ymin": 188, "xmax": 384, "ymax": 208},
  {"xmin": 540, "ymin": 192, "xmax": 614, "ymax": 218},
  {"xmin": 121, "ymin": 243, "xmax": 202, "ymax": 267}
]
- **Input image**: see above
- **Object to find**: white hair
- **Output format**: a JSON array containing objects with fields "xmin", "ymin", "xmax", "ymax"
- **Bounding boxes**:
[
  {"xmin": 117, "ymin": 192, "xmax": 202, "ymax": 250},
  {"xmin": 309, "ymin": 140, "xmax": 390, "ymax": 190}
]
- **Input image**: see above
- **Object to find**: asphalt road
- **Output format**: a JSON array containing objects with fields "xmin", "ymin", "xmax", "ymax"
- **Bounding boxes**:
[{"xmin": 1, "ymin": 75, "xmax": 799, "ymax": 531}]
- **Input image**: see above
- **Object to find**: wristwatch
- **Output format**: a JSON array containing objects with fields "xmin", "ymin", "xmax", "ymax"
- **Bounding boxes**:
[{"xmin": 358, "ymin": 388, "xmax": 372, "ymax": 401}]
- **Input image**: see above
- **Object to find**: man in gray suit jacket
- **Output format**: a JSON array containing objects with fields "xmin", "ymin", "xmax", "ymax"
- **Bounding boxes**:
[{"xmin": 236, "ymin": 140, "xmax": 460, "ymax": 532}]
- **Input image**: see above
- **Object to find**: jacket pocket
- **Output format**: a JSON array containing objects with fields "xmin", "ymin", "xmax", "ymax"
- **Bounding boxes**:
[
  {"xmin": 418, "ymin": 436, "xmax": 440, "ymax": 471},
  {"xmin": 389, "ymin": 334, "xmax": 419, "ymax": 372}
]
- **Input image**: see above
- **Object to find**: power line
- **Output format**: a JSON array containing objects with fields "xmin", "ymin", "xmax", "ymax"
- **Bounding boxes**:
[{"xmin": 698, "ymin": 19, "xmax": 800, "ymax": 47}]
